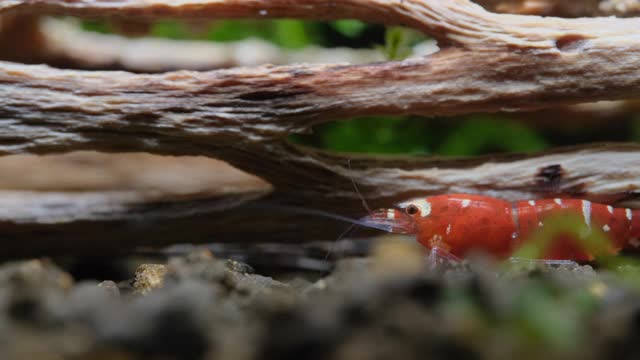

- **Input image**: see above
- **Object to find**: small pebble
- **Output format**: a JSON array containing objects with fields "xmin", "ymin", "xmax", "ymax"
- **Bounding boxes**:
[{"xmin": 132, "ymin": 264, "xmax": 167, "ymax": 295}]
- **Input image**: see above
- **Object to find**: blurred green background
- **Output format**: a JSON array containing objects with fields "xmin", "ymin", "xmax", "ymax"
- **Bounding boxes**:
[{"xmin": 83, "ymin": 19, "xmax": 640, "ymax": 156}]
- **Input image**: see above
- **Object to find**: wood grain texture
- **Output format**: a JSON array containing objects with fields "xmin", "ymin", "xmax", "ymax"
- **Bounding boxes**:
[
  {"xmin": 478, "ymin": 0, "xmax": 640, "ymax": 17},
  {"xmin": 0, "ymin": 17, "xmax": 386, "ymax": 71},
  {"xmin": 3, "ymin": 2, "xmax": 640, "ymax": 154},
  {"xmin": 3, "ymin": 45, "xmax": 640, "ymax": 153},
  {"xmin": 6, "ymin": 0, "xmax": 640, "ymax": 19},
  {"xmin": 0, "ymin": 144, "xmax": 636, "ymax": 225},
  {"xmin": 5, "ymin": 0, "xmax": 637, "ymax": 72},
  {"xmin": 0, "ymin": 152, "xmax": 272, "ymax": 223}
]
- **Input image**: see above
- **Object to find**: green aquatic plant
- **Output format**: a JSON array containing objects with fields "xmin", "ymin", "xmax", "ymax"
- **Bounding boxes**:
[
  {"xmin": 513, "ymin": 213, "xmax": 611, "ymax": 260},
  {"xmin": 437, "ymin": 117, "xmax": 548, "ymax": 156},
  {"xmin": 381, "ymin": 26, "xmax": 426, "ymax": 60},
  {"xmin": 331, "ymin": 19, "xmax": 367, "ymax": 38},
  {"xmin": 293, "ymin": 115, "xmax": 548, "ymax": 156},
  {"xmin": 512, "ymin": 212, "xmax": 640, "ymax": 289},
  {"xmin": 309, "ymin": 116, "xmax": 429, "ymax": 154}
]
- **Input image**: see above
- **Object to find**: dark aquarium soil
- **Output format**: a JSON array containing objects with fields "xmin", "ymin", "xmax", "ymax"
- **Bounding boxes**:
[{"xmin": 1, "ymin": 239, "xmax": 640, "ymax": 360}]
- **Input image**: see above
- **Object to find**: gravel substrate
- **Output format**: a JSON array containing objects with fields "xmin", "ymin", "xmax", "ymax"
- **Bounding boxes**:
[{"xmin": 1, "ymin": 240, "xmax": 640, "ymax": 360}]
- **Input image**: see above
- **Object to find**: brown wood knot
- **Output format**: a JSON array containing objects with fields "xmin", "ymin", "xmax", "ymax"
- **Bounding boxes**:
[
  {"xmin": 536, "ymin": 164, "xmax": 565, "ymax": 189},
  {"xmin": 555, "ymin": 34, "xmax": 588, "ymax": 52},
  {"xmin": 237, "ymin": 89, "xmax": 311, "ymax": 102}
]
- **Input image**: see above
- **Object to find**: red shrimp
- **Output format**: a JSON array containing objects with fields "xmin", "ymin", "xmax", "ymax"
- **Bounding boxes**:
[{"xmin": 360, "ymin": 194, "xmax": 640, "ymax": 261}]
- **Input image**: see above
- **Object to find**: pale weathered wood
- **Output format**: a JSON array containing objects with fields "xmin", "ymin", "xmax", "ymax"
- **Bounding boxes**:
[
  {"xmin": 246, "ymin": 143, "xmax": 640, "ymax": 212},
  {"xmin": 478, "ymin": 0, "xmax": 640, "ymax": 17},
  {"xmin": 3, "ymin": 1, "xmax": 640, "ymax": 155},
  {"xmin": 0, "ymin": 17, "xmax": 385, "ymax": 71},
  {"xmin": 0, "ymin": 145, "xmax": 636, "ymax": 224},
  {"xmin": 0, "ymin": 152, "xmax": 271, "ymax": 223},
  {"xmin": 5, "ymin": 0, "xmax": 637, "ymax": 73},
  {"xmin": 0, "ymin": 0, "xmax": 638, "ymax": 205},
  {"xmin": 5, "ymin": 0, "xmax": 640, "ymax": 51},
  {"xmin": 2, "ymin": 0, "xmax": 637, "ymax": 75},
  {"xmin": 43, "ymin": 19, "xmax": 383, "ymax": 71}
]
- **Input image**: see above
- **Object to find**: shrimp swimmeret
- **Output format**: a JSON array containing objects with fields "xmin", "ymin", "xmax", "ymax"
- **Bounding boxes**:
[{"xmin": 359, "ymin": 194, "xmax": 640, "ymax": 261}]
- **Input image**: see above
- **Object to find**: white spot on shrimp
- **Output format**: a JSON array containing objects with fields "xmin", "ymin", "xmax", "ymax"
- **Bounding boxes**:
[
  {"xmin": 554, "ymin": 198, "xmax": 563, "ymax": 205},
  {"xmin": 603, "ymin": 224, "xmax": 611, "ymax": 232},
  {"xmin": 511, "ymin": 205, "xmax": 520, "ymax": 233},
  {"xmin": 461, "ymin": 199, "xmax": 471, "ymax": 208},
  {"xmin": 386, "ymin": 209, "xmax": 395, "ymax": 220},
  {"xmin": 538, "ymin": 221, "xmax": 544, "ymax": 227},
  {"xmin": 399, "ymin": 198, "xmax": 431, "ymax": 218},
  {"xmin": 626, "ymin": 208, "xmax": 633, "ymax": 221},
  {"xmin": 259, "ymin": 9, "xmax": 268, "ymax": 15},
  {"xmin": 528, "ymin": 200, "xmax": 536, "ymax": 206},
  {"xmin": 511, "ymin": 232, "xmax": 518, "ymax": 239},
  {"xmin": 582, "ymin": 200, "xmax": 592, "ymax": 228},
  {"xmin": 446, "ymin": 224, "xmax": 452, "ymax": 235},
  {"xmin": 607, "ymin": 206, "xmax": 614, "ymax": 215},
  {"xmin": 631, "ymin": 238, "xmax": 640, "ymax": 248}
]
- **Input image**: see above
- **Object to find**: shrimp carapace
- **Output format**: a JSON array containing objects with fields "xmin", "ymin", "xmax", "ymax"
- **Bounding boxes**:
[{"xmin": 360, "ymin": 194, "xmax": 640, "ymax": 261}]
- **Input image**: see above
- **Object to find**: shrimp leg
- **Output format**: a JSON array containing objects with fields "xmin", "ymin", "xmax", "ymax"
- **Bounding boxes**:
[
  {"xmin": 508, "ymin": 257, "xmax": 579, "ymax": 267},
  {"xmin": 426, "ymin": 247, "xmax": 461, "ymax": 270}
]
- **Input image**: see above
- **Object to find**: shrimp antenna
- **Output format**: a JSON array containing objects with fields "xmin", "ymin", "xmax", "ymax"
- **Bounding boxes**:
[
  {"xmin": 325, "ymin": 223, "xmax": 357, "ymax": 262},
  {"xmin": 347, "ymin": 159, "xmax": 373, "ymax": 215},
  {"xmin": 245, "ymin": 203, "xmax": 394, "ymax": 232}
]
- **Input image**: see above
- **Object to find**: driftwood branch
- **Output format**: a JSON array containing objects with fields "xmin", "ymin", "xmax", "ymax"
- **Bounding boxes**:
[
  {"xmin": 0, "ymin": 17, "xmax": 386, "ymax": 71},
  {"xmin": 0, "ymin": 152, "xmax": 271, "ymax": 223},
  {"xmin": 1, "ymin": 0, "xmax": 640, "ymax": 256},
  {"xmin": 6, "ymin": 0, "xmax": 640, "ymax": 19},
  {"xmin": 4, "ymin": 1, "xmax": 640, "ymax": 46},
  {"xmin": 4, "ymin": 0, "xmax": 637, "ymax": 73},
  {"xmin": 3, "ymin": 1, "xmax": 640, "ymax": 153},
  {"xmin": 0, "ymin": 144, "xmax": 637, "ymax": 258},
  {"xmin": 479, "ymin": 0, "xmax": 640, "ymax": 17},
  {"xmin": 0, "ymin": 144, "xmax": 637, "ymax": 224},
  {"xmin": 42, "ymin": 19, "xmax": 383, "ymax": 71}
]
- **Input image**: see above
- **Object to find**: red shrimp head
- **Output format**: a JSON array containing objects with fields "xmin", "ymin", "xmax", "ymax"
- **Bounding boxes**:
[
  {"xmin": 358, "ymin": 198, "xmax": 432, "ymax": 235},
  {"xmin": 362, "ymin": 194, "xmax": 534, "ymax": 259}
]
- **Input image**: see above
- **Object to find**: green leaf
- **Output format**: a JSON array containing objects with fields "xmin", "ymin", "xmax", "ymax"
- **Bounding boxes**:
[
  {"xmin": 512, "ymin": 213, "xmax": 612, "ymax": 260},
  {"xmin": 81, "ymin": 21, "xmax": 112, "ymax": 34},
  {"xmin": 273, "ymin": 20, "xmax": 312, "ymax": 49},
  {"xmin": 438, "ymin": 117, "xmax": 548, "ymax": 156},
  {"xmin": 151, "ymin": 21, "xmax": 193, "ymax": 39},
  {"xmin": 315, "ymin": 117, "xmax": 429, "ymax": 155},
  {"xmin": 208, "ymin": 21, "xmax": 268, "ymax": 42},
  {"xmin": 331, "ymin": 20, "xmax": 367, "ymax": 38},
  {"xmin": 381, "ymin": 26, "xmax": 428, "ymax": 60},
  {"xmin": 383, "ymin": 27, "xmax": 413, "ymax": 61},
  {"xmin": 511, "ymin": 284, "xmax": 584, "ymax": 351}
]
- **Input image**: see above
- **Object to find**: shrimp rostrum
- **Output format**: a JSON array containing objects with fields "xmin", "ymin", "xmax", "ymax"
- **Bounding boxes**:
[{"xmin": 360, "ymin": 194, "xmax": 640, "ymax": 261}]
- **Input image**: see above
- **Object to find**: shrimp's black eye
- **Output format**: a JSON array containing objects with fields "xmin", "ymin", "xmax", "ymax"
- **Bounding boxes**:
[{"xmin": 406, "ymin": 205, "xmax": 419, "ymax": 216}]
